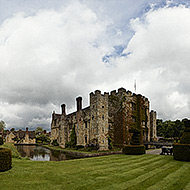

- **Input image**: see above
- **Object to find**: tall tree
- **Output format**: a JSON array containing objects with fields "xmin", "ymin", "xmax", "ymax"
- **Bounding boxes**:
[
  {"xmin": 157, "ymin": 119, "xmax": 185, "ymax": 138},
  {"xmin": 0, "ymin": 120, "xmax": 6, "ymax": 131},
  {"xmin": 10, "ymin": 128, "xmax": 15, "ymax": 132},
  {"xmin": 35, "ymin": 126, "xmax": 43, "ymax": 136}
]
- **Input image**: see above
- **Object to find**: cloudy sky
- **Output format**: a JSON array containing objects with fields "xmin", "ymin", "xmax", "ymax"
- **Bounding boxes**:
[{"xmin": 0, "ymin": 0, "xmax": 190, "ymax": 130}]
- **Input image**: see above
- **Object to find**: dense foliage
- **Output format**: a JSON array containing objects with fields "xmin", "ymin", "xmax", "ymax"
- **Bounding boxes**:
[
  {"xmin": 0, "ymin": 136, "xmax": 3, "ymax": 145},
  {"xmin": 52, "ymin": 139, "xmax": 59, "ymax": 146},
  {"xmin": 180, "ymin": 120, "xmax": 190, "ymax": 144},
  {"xmin": 129, "ymin": 128, "xmax": 141, "ymax": 145},
  {"xmin": 35, "ymin": 127, "xmax": 43, "ymax": 136},
  {"xmin": 65, "ymin": 125, "xmax": 77, "ymax": 148},
  {"xmin": 36, "ymin": 134, "xmax": 50, "ymax": 144},
  {"xmin": 108, "ymin": 136, "xmax": 113, "ymax": 150},
  {"xmin": 157, "ymin": 119, "xmax": 186, "ymax": 138},
  {"xmin": 0, "ymin": 148, "xmax": 12, "ymax": 172},
  {"xmin": 0, "ymin": 120, "xmax": 6, "ymax": 131},
  {"xmin": 1, "ymin": 143, "xmax": 21, "ymax": 159}
]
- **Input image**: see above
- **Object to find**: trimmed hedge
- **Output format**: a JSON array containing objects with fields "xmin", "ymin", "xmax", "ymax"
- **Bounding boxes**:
[
  {"xmin": 0, "ymin": 148, "xmax": 12, "ymax": 172},
  {"xmin": 180, "ymin": 120, "xmax": 190, "ymax": 144},
  {"xmin": 173, "ymin": 143, "xmax": 190, "ymax": 162},
  {"xmin": 122, "ymin": 145, "xmax": 145, "ymax": 155},
  {"xmin": 173, "ymin": 119, "xmax": 190, "ymax": 162}
]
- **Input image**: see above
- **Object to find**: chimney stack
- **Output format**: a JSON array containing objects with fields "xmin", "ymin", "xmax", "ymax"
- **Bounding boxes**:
[
  {"xmin": 61, "ymin": 104, "xmax": 66, "ymax": 115},
  {"xmin": 76, "ymin": 97, "xmax": 82, "ymax": 111}
]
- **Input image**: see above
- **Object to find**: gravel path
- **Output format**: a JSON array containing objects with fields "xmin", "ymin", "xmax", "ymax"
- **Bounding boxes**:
[{"xmin": 146, "ymin": 148, "xmax": 162, "ymax": 155}]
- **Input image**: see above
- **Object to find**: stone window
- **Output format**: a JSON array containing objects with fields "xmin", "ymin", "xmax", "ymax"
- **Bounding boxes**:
[
  {"xmin": 102, "ymin": 115, "xmax": 104, "ymax": 120},
  {"xmin": 108, "ymin": 124, "xmax": 111, "ymax": 130},
  {"xmin": 85, "ymin": 136, "xmax": 87, "ymax": 143},
  {"xmin": 132, "ymin": 116, "xmax": 136, "ymax": 122},
  {"xmin": 92, "ymin": 115, "xmax": 94, "ymax": 120},
  {"xmin": 85, "ymin": 121, "xmax": 88, "ymax": 128},
  {"xmin": 132, "ymin": 103, "xmax": 136, "ymax": 111},
  {"xmin": 102, "ymin": 105, "xmax": 104, "ymax": 108}
]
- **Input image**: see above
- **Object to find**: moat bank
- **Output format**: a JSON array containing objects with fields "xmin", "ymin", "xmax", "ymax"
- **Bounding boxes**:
[
  {"xmin": 43, "ymin": 145, "xmax": 122, "ymax": 158},
  {"xmin": 16, "ymin": 145, "xmax": 122, "ymax": 161},
  {"xmin": 16, "ymin": 145, "xmax": 78, "ymax": 161}
]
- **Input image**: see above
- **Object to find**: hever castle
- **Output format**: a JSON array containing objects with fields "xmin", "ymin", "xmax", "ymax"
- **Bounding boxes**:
[{"xmin": 51, "ymin": 88, "xmax": 157, "ymax": 150}]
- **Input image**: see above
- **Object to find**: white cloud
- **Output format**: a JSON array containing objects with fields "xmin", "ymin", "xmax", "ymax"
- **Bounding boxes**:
[
  {"xmin": 114, "ymin": 5, "xmax": 190, "ymax": 120},
  {"xmin": 0, "ymin": 2, "xmax": 113, "ymax": 129},
  {"xmin": 0, "ymin": 1, "xmax": 190, "ymax": 129}
]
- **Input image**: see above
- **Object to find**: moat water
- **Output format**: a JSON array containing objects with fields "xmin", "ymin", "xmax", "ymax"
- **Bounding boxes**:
[{"xmin": 16, "ymin": 145, "xmax": 77, "ymax": 161}]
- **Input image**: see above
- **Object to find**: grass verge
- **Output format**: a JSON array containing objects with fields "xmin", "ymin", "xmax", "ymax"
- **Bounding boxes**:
[
  {"xmin": 0, "ymin": 154, "xmax": 190, "ymax": 190},
  {"xmin": 0, "ymin": 143, "xmax": 21, "ymax": 159}
]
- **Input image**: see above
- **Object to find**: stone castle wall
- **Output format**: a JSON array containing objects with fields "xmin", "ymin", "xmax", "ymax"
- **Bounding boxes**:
[
  {"xmin": 150, "ymin": 110, "xmax": 157, "ymax": 141},
  {"xmin": 51, "ymin": 88, "xmax": 157, "ymax": 150}
]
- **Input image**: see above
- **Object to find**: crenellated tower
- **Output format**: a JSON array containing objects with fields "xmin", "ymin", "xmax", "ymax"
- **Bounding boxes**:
[{"xmin": 90, "ymin": 90, "xmax": 109, "ymax": 150}]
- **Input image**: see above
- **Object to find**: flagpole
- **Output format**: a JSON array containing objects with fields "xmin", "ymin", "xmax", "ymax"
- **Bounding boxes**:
[{"xmin": 134, "ymin": 79, "xmax": 136, "ymax": 93}]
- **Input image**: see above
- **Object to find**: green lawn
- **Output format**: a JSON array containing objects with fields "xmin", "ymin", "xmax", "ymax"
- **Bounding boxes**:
[{"xmin": 0, "ymin": 154, "xmax": 190, "ymax": 190}]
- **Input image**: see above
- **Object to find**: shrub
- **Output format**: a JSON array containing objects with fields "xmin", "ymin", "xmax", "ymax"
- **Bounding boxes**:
[
  {"xmin": 65, "ymin": 125, "xmax": 77, "ymax": 148},
  {"xmin": 129, "ymin": 128, "xmax": 141, "ymax": 145},
  {"xmin": 108, "ymin": 136, "xmax": 113, "ymax": 150},
  {"xmin": 85, "ymin": 143, "xmax": 99, "ymax": 151},
  {"xmin": 173, "ymin": 119, "xmax": 190, "ymax": 162},
  {"xmin": 180, "ymin": 120, "xmax": 190, "ymax": 144},
  {"xmin": 2, "ymin": 143, "xmax": 21, "ymax": 159},
  {"xmin": 0, "ymin": 136, "xmax": 3, "ymax": 145},
  {"xmin": 173, "ymin": 143, "xmax": 190, "ymax": 162},
  {"xmin": 122, "ymin": 145, "xmax": 145, "ymax": 155},
  {"xmin": 0, "ymin": 148, "xmax": 12, "ymax": 172},
  {"xmin": 52, "ymin": 139, "xmax": 59, "ymax": 146},
  {"xmin": 75, "ymin": 145, "xmax": 84, "ymax": 150}
]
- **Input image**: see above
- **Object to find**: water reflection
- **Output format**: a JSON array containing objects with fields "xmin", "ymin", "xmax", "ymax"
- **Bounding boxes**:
[{"xmin": 16, "ymin": 145, "xmax": 76, "ymax": 161}]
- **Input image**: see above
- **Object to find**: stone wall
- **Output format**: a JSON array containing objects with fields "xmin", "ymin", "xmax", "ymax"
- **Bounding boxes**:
[
  {"xmin": 90, "ymin": 90, "xmax": 109, "ymax": 150},
  {"xmin": 150, "ymin": 110, "xmax": 157, "ymax": 141},
  {"xmin": 108, "ymin": 88, "xmax": 150, "ymax": 147},
  {"xmin": 50, "ymin": 88, "xmax": 157, "ymax": 150}
]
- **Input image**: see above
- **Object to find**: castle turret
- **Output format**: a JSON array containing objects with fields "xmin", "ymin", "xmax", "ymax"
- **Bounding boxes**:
[
  {"xmin": 90, "ymin": 90, "xmax": 109, "ymax": 150},
  {"xmin": 61, "ymin": 104, "xmax": 66, "ymax": 115},
  {"xmin": 76, "ymin": 97, "xmax": 82, "ymax": 111},
  {"xmin": 150, "ymin": 110, "xmax": 157, "ymax": 141}
]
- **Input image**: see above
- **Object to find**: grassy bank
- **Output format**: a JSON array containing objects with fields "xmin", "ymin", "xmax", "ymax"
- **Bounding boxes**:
[
  {"xmin": 0, "ymin": 143, "xmax": 21, "ymax": 158},
  {"xmin": 0, "ymin": 154, "xmax": 190, "ymax": 190}
]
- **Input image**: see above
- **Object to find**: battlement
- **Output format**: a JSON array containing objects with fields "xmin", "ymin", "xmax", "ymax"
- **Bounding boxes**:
[
  {"xmin": 110, "ymin": 88, "xmax": 133, "ymax": 97},
  {"xmin": 91, "ymin": 88, "xmax": 137, "ymax": 97},
  {"xmin": 90, "ymin": 90, "xmax": 109, "ymax": 98}
]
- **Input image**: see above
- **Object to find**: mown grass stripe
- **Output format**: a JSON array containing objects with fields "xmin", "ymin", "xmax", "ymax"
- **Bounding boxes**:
[
  {"xmin": 184, "ymin": 181, "xmax": 190, "ymax": 190},
  {"xmin": 74, "ymin": 156, "xmax": 174, "ymax": 189},
  {"xmin": 147, "ymin": 162, "xmax": 190, "ymax": 190},
  {"xmin": 58, "ymin": 155, "xmax": 164, "ymax": 177},
  {"xmin": 1, "ymin": 155, "xmax": 189, "ymax": 190},
  {"xmin": 96, "ymin": 159, "xmax": 179, "ymax": 190}
]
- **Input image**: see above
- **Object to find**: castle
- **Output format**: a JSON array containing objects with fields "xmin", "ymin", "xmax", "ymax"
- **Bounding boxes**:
[{"xmin": 51, "ymin": 88, "xmax": 157, "ymax": 150}]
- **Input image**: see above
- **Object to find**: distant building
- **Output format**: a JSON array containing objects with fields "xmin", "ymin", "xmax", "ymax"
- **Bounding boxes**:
[
  {"xmin": 5, "ymin": 128, "xmax": 36, "ymax": 144},
  {"xmin": 51, "ymin": 88, "xmax": 157, "ymax": 150}
]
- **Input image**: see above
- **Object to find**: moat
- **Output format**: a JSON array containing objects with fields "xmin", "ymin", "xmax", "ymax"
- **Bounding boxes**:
[{"xmin": 16, "ymin": 145, "xmax": 77, "ymax": 161}]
